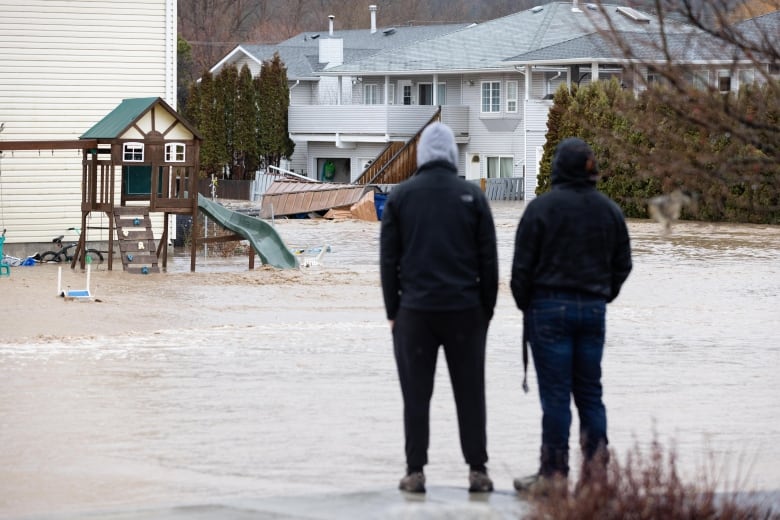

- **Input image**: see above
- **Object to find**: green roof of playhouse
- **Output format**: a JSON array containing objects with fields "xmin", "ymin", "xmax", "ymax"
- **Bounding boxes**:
[
  {"xmin": 80, "ymin": 97, "xmax": 196, "ymax": 140},
  {"xmin": 81, "ymin": 97, "xmax": 159, "ymax": 139}
]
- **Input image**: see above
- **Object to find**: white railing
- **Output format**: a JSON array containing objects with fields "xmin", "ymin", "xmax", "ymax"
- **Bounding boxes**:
[{"xmin": 288, "ymin": 105, "xmax": 469, "ymax": 136}]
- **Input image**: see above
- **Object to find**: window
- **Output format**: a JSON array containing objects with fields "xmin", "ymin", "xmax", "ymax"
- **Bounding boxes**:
[
  {"xmin": 418, "ymin": 82, "xmax": 447, "ymax": 105},
  {"xmin": 692, "ymin": 70, "xmax": 710, "ymax": 90},
  {"xmin": 165, "ymin": 143, "xmax": 186, "ymax": 162},
  {"xmin": 717, "ymin": 70, "xmax": 732, "ymax": 93},
  {"xmin": 437, "ymin": 83, "xmax": 446, "ymax": 105},
  {"xmin": 123, "ymin": 142, "xmax": 144, "ymax": 162},
  {"xmin": 481, "ymin": 81, "xmax": 500, "ymax": 113},
  {"xmin": 364, "ymin": 84, "xmax": 379, "ymax": 105},
  {"xmin": 402, "ymin": 84, "xmax": 412, "ymax": 105},
  {"xmin": 738, "ymin": 69, "xmax": 755, "ymax": 87},
  {"xmin": 387, "ymin": 84, "xmax": 396, "ymax": 105},
  {"xmin": 506, "ymin": 80, "xmax": 518, "ymax": 113},
  {"xmin": 487, "ymin": 156, "xmax": 513, "ymax": 178}
]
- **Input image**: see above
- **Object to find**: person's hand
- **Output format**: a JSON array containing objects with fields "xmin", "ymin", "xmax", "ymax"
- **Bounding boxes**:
[{"xmin": 388, "ymin": 320, "xmax": 394, "ymax": 330}]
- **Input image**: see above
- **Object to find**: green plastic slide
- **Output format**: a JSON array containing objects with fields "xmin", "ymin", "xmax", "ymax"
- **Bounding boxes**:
[{"xmin": 197, "ymin": 194, "xmax": 299, "ymax": 269}]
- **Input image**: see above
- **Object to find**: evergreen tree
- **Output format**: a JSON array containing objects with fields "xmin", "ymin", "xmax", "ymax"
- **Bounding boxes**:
[
  {"xmin": 536, "ymin": 84, "xmax": 572, "ymax": 194},
  {"xmin": 195, "ymin": 71, "xmax": 223, "ymax": 177},
  {"xmin": 216, "ymin": 64, "xmax": 238, "ymax": 178},
  {"xmin": 257, "ymin": 53, "xmax": 295, "ymax": 168},
  {"xmin": 177, "ymin": 35, "xmax": 195, "ymax": 112},
  {"xmin": 234, "ymin": 64, "xmax": 259, "ymax": 179}
]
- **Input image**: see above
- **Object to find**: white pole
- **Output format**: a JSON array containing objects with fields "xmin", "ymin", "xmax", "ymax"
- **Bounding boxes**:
[
  {"xmin": 57, "ymin": 266, "xmax": 62, "ymax": 296},
  {"xmin": 86, "ymin": 264, "xmax": 91, "ymax": 294}
]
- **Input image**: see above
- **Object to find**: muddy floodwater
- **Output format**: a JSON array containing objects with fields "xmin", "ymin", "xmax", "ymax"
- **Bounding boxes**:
[{"xmin": 1, "ymin": 201, "xmax": 778, "ymax": 519}]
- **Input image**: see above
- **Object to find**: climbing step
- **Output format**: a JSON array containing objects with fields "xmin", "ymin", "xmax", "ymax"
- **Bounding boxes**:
[{"xmin": 113, "ymin": 207, "xmax": 160, "ymax": 274}]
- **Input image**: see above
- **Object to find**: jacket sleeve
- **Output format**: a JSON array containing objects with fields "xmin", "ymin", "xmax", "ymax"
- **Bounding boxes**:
[
  {"xmin": 510, "ymin": 209, "xmax": 539, "ymax": 312},
  {"xmin": 609, "ymin": 215, "xmax": 633, "ymax": 302},
  {"xmin": 477, "ymin": 197, "xmax": 499, "ymax": 320},
  {"xmin": 379, "ymin": 194, "xmax": 402, "ymax": 320}
]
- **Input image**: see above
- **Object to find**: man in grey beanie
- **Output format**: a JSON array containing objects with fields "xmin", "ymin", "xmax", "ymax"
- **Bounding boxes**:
[{"xmin": 380, "ymin": 122, "xmax": 499, "ymax": 493}]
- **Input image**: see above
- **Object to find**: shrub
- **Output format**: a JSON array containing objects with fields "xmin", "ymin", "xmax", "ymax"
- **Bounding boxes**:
[{"xmin": 527, "ymin": 441, "xmax": 777, "ymax": 520}]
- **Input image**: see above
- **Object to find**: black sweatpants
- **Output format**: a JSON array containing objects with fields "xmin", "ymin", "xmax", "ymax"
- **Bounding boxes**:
[{"xmin": 393, "ymin": 306, "xmax": 489, "ymax": 469}]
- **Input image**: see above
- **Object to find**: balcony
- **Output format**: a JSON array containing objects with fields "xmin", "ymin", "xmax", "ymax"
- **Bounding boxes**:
[{"xmin": 289, "ymin": 104, "xmax": 469, "ymax": 141}]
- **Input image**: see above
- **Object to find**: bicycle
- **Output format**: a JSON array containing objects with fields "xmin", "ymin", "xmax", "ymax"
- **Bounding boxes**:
[{"xmin": 39, "ymin": 227, "xmax": 105, "ymax": 264}]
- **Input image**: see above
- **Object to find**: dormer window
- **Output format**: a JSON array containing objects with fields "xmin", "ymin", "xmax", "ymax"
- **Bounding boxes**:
[
  {"xmin": 165, "ymin": 143, "xmax": 186, "ymax": 162},
  {"xmin": 123, "ymin": 142, "xmax": 144, "ymax": 162}
]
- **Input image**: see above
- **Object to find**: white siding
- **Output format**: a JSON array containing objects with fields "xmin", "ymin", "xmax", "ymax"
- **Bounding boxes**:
[
  {"xmin": 524, "ymin": 100, "xmax": 553, "ymax": 200},
  {"xmin": 461, "ymin": 73, "xmax": 525, "ymax": 181},
  {"xmin": 0, "ymin": 0, "xmax": 175, "ymax": 247}
]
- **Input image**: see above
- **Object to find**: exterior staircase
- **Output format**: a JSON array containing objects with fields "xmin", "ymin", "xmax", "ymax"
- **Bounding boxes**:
[{"xmin": 113, "ymin": 206, "xmax": 160, "ymax": 273}]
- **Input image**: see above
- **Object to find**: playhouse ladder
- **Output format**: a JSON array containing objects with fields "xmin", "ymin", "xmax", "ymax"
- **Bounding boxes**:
[{"xmin": 113, "ymin": 207, "xmax": 160, "ymax": 274}]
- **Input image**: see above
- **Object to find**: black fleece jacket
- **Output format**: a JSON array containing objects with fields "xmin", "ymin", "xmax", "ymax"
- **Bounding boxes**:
[
  {"xmin": 510, "ymin": 139, "xmax": 632, "ymax": 311},
  {"xmin": 380, "ymin": 160, "xmax": 499, "ymax": 320}
]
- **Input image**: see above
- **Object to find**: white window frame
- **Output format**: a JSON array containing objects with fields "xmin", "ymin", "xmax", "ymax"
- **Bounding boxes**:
[
  {"xmin": 506, "ymin": 80, "xmax": 518, "ymax": 113},
  {"xmin": 363, "ymin": 84, "xmax": 379, "ymax": 105},
  {"xmin": 402, "ymin": 84, "xmax": 412, "ymax": 105},
  {"xmin": 486, "ymin": 155, "xmax": 514, "ymax": 179},
  {"xmin": 481, "ymin": 81, "xmax": 501, "ymax": 113},
  {"xmin": 165, "ymin": 143, "xmax": 186, "ymax": 162},
  {"xmin": 436, "ymin": 82, "xmax": 446, "ymax": 105},
  {"xmin": 387, "ymin": 83, "xmax": 396, "ymax": 105},
  {"xmin": 717, "ymin": 69, "xmax": 732, "ymax": 93},
  {"xmin": 123, "ymin": 142, "xmax": 144, "ymax": 162},
  {"xmin": 737, "ymin": 69, "xmax": 755, "ymax": 88},
  {"xmin": 692, "ymin": 70, "xmax": 710, "ymax": 90}
]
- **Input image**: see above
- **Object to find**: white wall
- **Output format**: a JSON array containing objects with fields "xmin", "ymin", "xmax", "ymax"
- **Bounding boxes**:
[{"xmin": 0, "ymin": 0, "xmax": 176, "ymax": 247}]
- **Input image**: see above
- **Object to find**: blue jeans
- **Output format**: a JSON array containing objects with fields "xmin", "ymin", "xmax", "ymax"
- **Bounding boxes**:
[{"xmin": 527, "ymin": 290, "xmax": 608, "ymax": 475}]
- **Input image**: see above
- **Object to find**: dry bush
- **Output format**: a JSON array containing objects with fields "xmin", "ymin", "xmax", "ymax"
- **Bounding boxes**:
[{"xmin": 528, "ymin": 440, "xmax": 778, "ymax": 520}]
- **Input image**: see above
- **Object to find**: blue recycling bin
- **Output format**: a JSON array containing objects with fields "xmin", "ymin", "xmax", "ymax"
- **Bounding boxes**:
[{"xmin": 374, "ymin": 193, "xmax": 388, "ymax": 220}]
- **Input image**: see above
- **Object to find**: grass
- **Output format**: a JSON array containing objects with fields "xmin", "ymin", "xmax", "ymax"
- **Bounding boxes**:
[{"xmin": 527, "ymin": 440, "xmax": 778, "ymax": 520}]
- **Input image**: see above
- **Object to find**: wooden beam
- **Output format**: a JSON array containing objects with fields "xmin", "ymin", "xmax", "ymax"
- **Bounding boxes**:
[{"xmin": 0, "ymin": 140, "xmax": 98, "ymax": 151}]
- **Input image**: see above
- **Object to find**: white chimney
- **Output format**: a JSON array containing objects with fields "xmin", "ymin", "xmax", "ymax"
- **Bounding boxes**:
[
  {"xmin": 328, "ymin": 15, "xmax": 335, "ymax": 36},
  {"xmin": 369, "ymin": 5, "xmax": 377, "ymax": 34}
]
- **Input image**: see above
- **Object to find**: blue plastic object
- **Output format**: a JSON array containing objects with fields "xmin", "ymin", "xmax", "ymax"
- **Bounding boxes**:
[
  {"xmin": 133, "ymin": 217, "xmax": 141, "ymax": 226},
  {"xmin": 127, "ymin": 254, "xmax": 134, "ymax": 262},
  {"xmin": 374, "ymin": 193, "xmax": 388, "ymax": 220}
]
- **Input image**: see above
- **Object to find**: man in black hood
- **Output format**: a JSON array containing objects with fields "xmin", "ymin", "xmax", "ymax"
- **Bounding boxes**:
[
  {"xmin": 380, "ymin": 122, "xmax": 498, "ymax": 494},
  {"xmin": 511, "ymin": 137, "xmax": 632, "ymax": 495}
]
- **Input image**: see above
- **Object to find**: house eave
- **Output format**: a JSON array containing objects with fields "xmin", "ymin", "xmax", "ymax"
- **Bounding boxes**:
[{"xmin": 317, "ymin": 66, "xmax": 512, "ymax": 77}]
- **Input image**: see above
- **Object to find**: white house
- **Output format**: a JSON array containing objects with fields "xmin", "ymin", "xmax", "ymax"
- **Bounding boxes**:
[
  {"xmin": 296, "ymin": 1, "xmax": 778, "ymax": 200},
  {"xmin": 0, "ymin": 0, "xmax": 177, "ymax": 253}
]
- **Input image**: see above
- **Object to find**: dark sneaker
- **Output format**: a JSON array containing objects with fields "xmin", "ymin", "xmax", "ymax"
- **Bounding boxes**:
[
  {"xmin": 468, "ymin": 470, "xmax": 494, "ymax": 492},
  {"xmin": 399, "ymin": 471, "xmax": 426, "ymax": 493},
  {"xmin": 514, "ymin": 473, "xmax": 567, "ymax": 497}
]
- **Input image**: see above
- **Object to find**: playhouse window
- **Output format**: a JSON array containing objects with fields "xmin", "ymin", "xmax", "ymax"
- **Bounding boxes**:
[
  {"xmin": 165, "ymin": 143, "xmax": 186, "ymax": 162},
  {"xmin": 123, "ymin": 142, "xmax": 144, "ymax": 162}
]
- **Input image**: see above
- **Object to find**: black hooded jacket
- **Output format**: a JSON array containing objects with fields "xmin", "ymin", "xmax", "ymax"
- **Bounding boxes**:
[
  {"xmin": 510, "ymin": 138, "xmax": 632, "ymax": 310},
  {"xmin": 380, "ymin": 160, "xmax": 499, "ymax": 320}
]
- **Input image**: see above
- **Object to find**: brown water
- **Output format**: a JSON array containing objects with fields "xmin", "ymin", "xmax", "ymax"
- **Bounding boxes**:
[{"xmin": 1, "ymin": 201, "xmax": 778, "ymax": 518}]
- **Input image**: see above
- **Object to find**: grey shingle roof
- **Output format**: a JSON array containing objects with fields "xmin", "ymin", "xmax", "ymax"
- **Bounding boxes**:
[
  {"xmin": 221, "ymin": 23, "xmax": 471, "ymax": 80},
  {"xmin": 732, "ymin": 10, "xmax": 780, "ymax": 57},
  {"xmin": 321, "ymin": 2, "xmax": 704, "ymax": 75}
]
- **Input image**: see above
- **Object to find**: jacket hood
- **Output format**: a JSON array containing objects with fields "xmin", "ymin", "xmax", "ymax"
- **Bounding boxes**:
[
  {"xmin": 551, "ymin": 137, "xmax": 599, "ymax": 186},
  {"xmin": 417, "ymin": 122, "xmax": 458, "ymax": 169}
]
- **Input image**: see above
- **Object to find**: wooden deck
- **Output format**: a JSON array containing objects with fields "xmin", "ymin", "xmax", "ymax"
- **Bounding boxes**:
[{"xmin": 259, "ymin": 181, "xmax": 370, "ymax": 218}]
